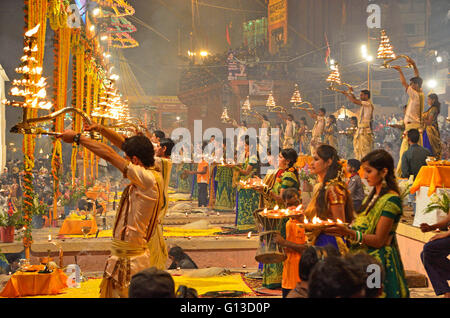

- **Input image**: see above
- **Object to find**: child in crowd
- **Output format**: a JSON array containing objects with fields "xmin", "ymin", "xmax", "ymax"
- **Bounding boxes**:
[
  {"xmin": 346, "ymin": 159, "xmax": 365, "ymax": 212},
  {"xmin": 274, "ymin": 188, "xmax": 307, "ymax": 298},
  {"xmin": 184, "ymin": 143, "xmax": 210, "ymax": 207},
  {"xmin": 287, "ymin": 245, "xmax": 340, "ymax": 298}
]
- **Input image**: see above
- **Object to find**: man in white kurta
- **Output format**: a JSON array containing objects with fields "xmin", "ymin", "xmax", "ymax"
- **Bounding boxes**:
[
  {"xmin": 341, "ymin": 88, "xmax": 374, "ymax": 160},
  {"xmin": 283, "ymin": 114, "xmax": 296, "ymax": 149},
  {"xmin": 58, "ymin": 128, "xmax": 163, "ymax": 298},
  {"xmin": 392, "ymin": 60, "xmax": 424, "ymax": 176},
  {"xmin": 306, "ymin": 108, "xmax": 326, "ymax": 155}
]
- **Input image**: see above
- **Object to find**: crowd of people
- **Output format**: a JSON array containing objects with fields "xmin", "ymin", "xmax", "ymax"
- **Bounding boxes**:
[
  {"xmin": 0, "ymin": 53, "xmax": 448, "ymax": 298},
  {"xmin": 167, "ymin": 57, "xmax": 448, "ymax": 298}
]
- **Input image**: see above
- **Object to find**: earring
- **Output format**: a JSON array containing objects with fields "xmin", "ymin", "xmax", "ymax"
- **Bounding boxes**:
[{"xmin": 381, "ymin": 176, "xmax": 387, "ymax": 187}]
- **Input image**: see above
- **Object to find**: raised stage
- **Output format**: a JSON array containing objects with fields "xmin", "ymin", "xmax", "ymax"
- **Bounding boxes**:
[{"xmin": 0, "ymin": 201, "xmax": 436, "ymax": 296}]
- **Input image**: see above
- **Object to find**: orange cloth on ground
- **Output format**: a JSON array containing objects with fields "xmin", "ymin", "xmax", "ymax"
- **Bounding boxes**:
[
  {"xmin": 282, "ymin": 219, "xmax": 306, "ymax": 290},
  {"xmin": 197, "ymin": 161, "xmax": 209, "ymax": 183},
  {"xmin": 0, "ymin": 267, "xmax": 68, "ymax": 298},
  {"xmin": 58, "ymin": 219, "xmax": 98, "ymax": 235},
  {"xmin": 410, "ymin": 166, "xmax": 450, "ymax": 196}
]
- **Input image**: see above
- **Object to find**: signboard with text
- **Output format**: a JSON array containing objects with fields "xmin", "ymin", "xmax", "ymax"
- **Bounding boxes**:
[{"xmin": 268, "ymin": 0, "xmax": 288, "ymax": 54}]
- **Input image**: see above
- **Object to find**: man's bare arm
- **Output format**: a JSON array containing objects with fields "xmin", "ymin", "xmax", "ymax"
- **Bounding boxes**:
[
  {"xmin": 392, "ymin": 66, "xmax": 409, "ymax": 90},
  {"xmin": 344, "ymin": 91, "xmax": 362, "ymax": 106},
  {"xmin": 79, "ymin": 135, "xmax": 128, "ymax": 173},
  {"xmin": 406, "ymin": 57, "xmax": 420, "ymax": 77},
  {"xmin": 85, "ymin": 123, "xmax": 126, "ymax": 149},
  {"xmin": 305, "ymin": 109, "xmax": 317, "ymax": 120}
]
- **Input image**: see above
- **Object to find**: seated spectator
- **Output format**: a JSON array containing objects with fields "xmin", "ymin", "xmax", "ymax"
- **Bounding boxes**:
[
  {"xmin": 287, "ymin": 245, "xmax": 340, "ymax": 298},
  {"xmin": 420, "ymin": 214, "xmax": 450, "ymax": 298},
  {"xmin": 129, "ymin": 267, "xmax": 175, "ymax": 298},
  {"xmin": 308, "ymin": 256, "xmax": 366, "ymax": 298},
  {"xmin": 168, "ymin": 246, "xmax": 198, "ymax": 269}
]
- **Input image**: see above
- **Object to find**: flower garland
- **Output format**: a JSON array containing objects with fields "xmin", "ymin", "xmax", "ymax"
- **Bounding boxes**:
[
  {"xmin": 83, "ymin": 59, "xmax": 94, "ymax": 187},
  {"xmin": 107, "ymin": 15, "xmax": 139, "ymax": 48},
  {"xmin": 51, "ymin": 25, "xmax": 71, "ymax": 223},
  {"xmin": 48, "ymin": 0, "xmax": 69, "ymax": 30},
  {"xmin": 21, "ymin": 0, "xmax": 49, "ymax": 256},
  {"xmin": 92, "ymin": 0, "xmax": 135, "ymax": 18},
  {"xmin": 70, "ymin": 39, "xmax": 85, "ymax": 186}
]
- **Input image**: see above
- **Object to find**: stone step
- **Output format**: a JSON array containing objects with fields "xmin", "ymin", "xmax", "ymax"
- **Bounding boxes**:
[{"xmin": 91, "ymin": 211, "xmax": 236, "ymax": 230}]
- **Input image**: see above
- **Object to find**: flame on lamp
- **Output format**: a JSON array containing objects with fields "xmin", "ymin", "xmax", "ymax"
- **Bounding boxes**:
[
  {"xmin": 312, "ymin": 216, "xmax": 323, "ymax": 224},
  {"xmin": 36, "ymin": 88, "xmax": 46, "ymax": 98},
  {"xmin": 337, "ymin": 219, "xmax": 343, "ymax": 224},
  {"xmin": 25, "ymin": 24, "xmax": 40, "ymax": 37},
  {"xmin": 274, "ymin": 205, "xmax": 279, "ymax": 211}
]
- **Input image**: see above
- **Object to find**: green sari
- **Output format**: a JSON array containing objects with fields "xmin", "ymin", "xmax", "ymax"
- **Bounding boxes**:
[
  {"xmin": 177, "ymin": 163, "xmax": 192, "ymax": 193},
  {"xmin": 263, "ymin": 169, "xmax": 299, "ymax": 289},
  {"xmin": 235, "ymin": 155, "xmax": 259, "ymax": 231},
  {"xmin": 350, "ymin": 193, "xmax": 409, "ymax": 298},
  {"xmin": 214, "ymin": 165, "xmax": 236, "ymax": 212}
]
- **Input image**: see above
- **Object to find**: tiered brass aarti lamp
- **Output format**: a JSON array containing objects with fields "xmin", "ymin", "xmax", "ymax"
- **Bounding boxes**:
[
  {"xmin": 290, "ymin": 84, "xmax": 313, "ymax": 111},
  {"xmin": 377, "ymin": 29, "xmax": 412, "ymax": 69}
]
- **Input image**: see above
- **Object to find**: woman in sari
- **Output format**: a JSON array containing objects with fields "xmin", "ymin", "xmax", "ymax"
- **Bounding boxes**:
[
  {"xmin": 324, "ymin": 149, "xmax": 409, "ymax": 298},
  {"xmin": 304, "ymin": 144, "xmax": 354, "ymax": 255},
  {"xmin": 214, "ymin": 140, "xmax": 236, "ymax": 212},
  {"xmin": 422, "ymin": 93, "xmax": 441, "ymax": 158},
  {"xmin": 256, "ymin": 148, "xmax": 300, "ymax": 289},
  {"xmin": 176, "ymin": 149, "xmax": 192, "ymax": 194},
  {"xmin": 232, "ymin": 136, "xmax": 260, "ymax": 231},
  {"xmin": 298, "ymin": 117, "xmax": 309, "ymax": 155},
  {"xmin": 324, "ymin": 115, "xmax": 338, "ymax": 149}
]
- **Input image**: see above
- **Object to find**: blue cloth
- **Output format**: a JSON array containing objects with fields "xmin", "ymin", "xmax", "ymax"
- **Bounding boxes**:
[
  {"xmin": 421, "ymin": 236, "xmax": 450, "ymax": 296},
  {"xmin": 422, "ymin": 130, "xmax": 433, "ymax": 154},
  {"xmin": 315, "ymin": 233, "xmax": 340, "ymax": 251},
  {"xmin": 213, "ymin": 166, "xmax": 218, "ymax": 196}
]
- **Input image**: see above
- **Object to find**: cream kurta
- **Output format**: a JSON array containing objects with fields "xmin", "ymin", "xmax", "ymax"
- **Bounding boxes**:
[
  {"xmin": 100, "ymin": 163, "xmax": 163, "ymax": 298},
  {"xmin": 397, "ymin": 87, "xmax": 424, "ymax": 176},
  {"xmin": 404, "ymin": 87, "xmax": 423, "ymax": 125},
  {"xmin": 310, "ymin": 116, "xmax": 325, "ymax": 155},
  {"xmin": 354, "ymin": 100, "xmax": 374, "ymax": 160},
  {"xmin": 147, "ymin": 157, "xmax": 172, "ymax": 270},
  {"xmin": 283, "ymin": 120, "xmax": 296, "ymax": 148}
]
